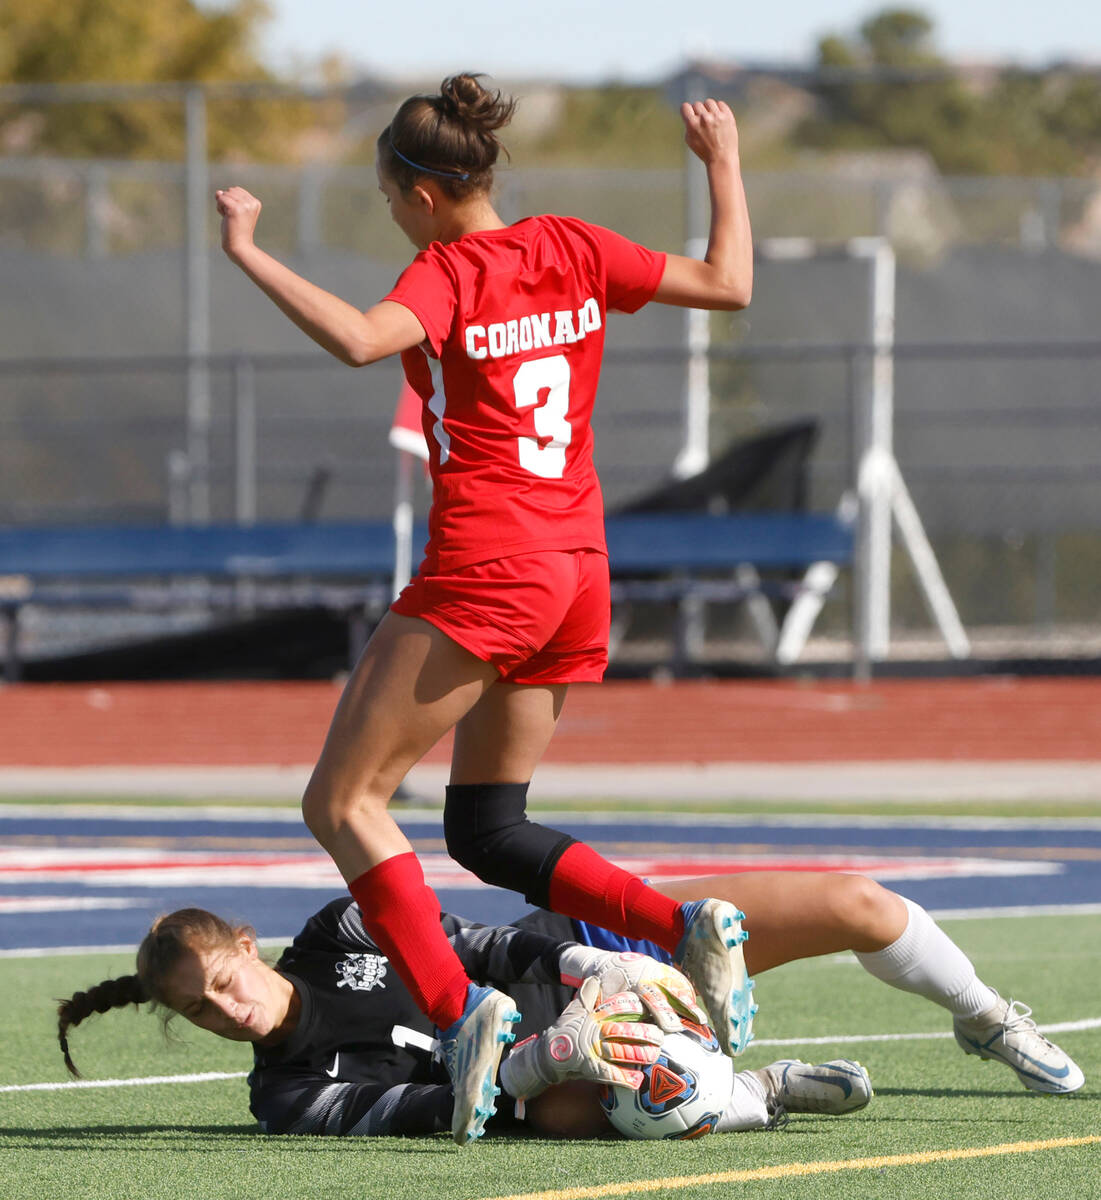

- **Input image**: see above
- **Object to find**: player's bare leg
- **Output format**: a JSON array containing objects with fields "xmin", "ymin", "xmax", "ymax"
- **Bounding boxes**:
[
  {"xmin": 300, "ymin": 611, "xmax": 526, "ymax": 1144},
  {"xmin": 657, "ymin": 872, "xmax": 1083, "ymax": 1093},
  {"xmin": 450, "ymin": 681, "xmax": 566, "ymax": 784},
  {"xmin": 656, "ymin": 872, "xmax": 908, "ymax": 973},
  {"xmin": 302, "ymin": 610, "xmax": 499, "ymax": 880},
  {"xmin": 452, "ymin": 687, "xmax": 757, "ymax": 1058}
]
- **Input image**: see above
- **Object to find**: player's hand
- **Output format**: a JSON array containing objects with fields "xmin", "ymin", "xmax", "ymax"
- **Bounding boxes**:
[
  {"xmin": 588, "ymin": 951, "xmax": 710, "ymax": 1032},
  {"xmin": 680, "ymin": 99, "xmax": 740, "ymax": 167},
  {"xmin": 583, "ymin": 984, "xmax": 666, "ymax": 1086},
  {"xmin": 498, "ymin": 976, "xmax": 663, "ymax": 1101},
  {"xmin": 215, "ymin": 186, "xmax": 262, "ymax": 259}
]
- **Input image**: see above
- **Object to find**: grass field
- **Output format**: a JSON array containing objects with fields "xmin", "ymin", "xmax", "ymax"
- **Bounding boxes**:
[{"xmin": 3, "ymin": 912, "xmax": 1098, "ymax": 1200}]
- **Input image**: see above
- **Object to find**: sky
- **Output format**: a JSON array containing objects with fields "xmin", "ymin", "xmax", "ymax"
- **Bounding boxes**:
[{"xmin": 250, "ymin": 0, "xmax": 1101, "ymax": 83}]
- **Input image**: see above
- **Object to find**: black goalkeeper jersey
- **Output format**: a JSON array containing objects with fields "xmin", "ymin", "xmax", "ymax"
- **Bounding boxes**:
[{"xmin": 248, "ymin": 899, "xmax": 578, "ymax": 1137}]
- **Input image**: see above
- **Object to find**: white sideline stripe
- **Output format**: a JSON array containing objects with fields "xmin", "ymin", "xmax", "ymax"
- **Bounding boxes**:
[
  {"xmin": 751, "ymin": 1017, "xmax": 1101, "ymax": 1049},
  {"xmin": 0, "ymin": 1071, "xmax": 248, "ymax": 1094},
  {"xmin": 5, "ymin": 801, "xmax": 1101, "ymax": 832},
  {"xmin": 0, "ymin": 803, "xmax": 309, "ymax": 824},
  {"xmin": 0, "ymin": 936, "xmax": 290, "ymax": 959},
  {"xmin": 7, "ymin": 1020, "xmax": 1099, "ymax": 1094},
  {"xmin": 4, "ymin": 902, "xmax": 1101, "ymax": 959},
  {"xmin": 4, "ymin": 758, "xmax": 1101, "ymax": 803},
  {"xmin": 930, "ymin": 903, "xmax": 1101, "ymax": 920},
  {"xmin": 0, "ymin": 896, "xmax": 145, "ymax": 914}
]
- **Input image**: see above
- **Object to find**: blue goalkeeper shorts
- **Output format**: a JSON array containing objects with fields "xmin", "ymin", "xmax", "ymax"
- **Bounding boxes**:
[{"xmin": 569, "ymin": 919, "xmax": 672, "ymax": 966}]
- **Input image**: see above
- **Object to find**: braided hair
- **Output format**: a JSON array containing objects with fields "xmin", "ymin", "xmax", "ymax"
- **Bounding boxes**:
[
  {"xmin": 56, "ymin": 908, "xmax": 254, "ymax": 1078},
  {"xmin": 377, "ymin": 73, "xmax": 517, "ymax": 200}
]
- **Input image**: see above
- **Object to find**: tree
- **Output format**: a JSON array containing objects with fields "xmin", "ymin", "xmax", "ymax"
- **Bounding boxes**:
[
  {"xmin": 0, "ymin": 0, "xmax": 318, "ymax": 161},
  {"xmin": 797, "ymin": 7, "xmax": 1101, "ymax": 175}
]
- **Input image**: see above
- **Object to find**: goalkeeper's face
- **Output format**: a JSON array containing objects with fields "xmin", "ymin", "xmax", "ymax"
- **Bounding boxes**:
[{"xmin": 161, "ymin": 935, "xmax": 292, "ymax": 1044}]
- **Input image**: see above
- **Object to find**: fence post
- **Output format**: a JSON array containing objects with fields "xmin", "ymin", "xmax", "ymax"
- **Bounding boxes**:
[
  {"xmin": 298, "ymin": 165, "xmax": 323, "ymax": 254},
  {"xmin": 167, "ymin": 450, "xmax": 191, "ymax": 526},
  {"xmin": 84, "ymin": 163, "xmax": 109, "ymax": 259},
  {"xmin": 234, "ymin": 357, "xmax": 257, "ymax": 525},
  {"xmin": 185, "ymin": 85, "xmax": 212, "ymax": 524}
]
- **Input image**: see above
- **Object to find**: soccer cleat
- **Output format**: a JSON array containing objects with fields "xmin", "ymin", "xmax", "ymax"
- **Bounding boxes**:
[
  {"xmin": 437, "ymin": 984, "xmax": 522, "ymax": 1145},
  {"xmin": 757, "ymin": 1059, "xmax": 873, "ymax": 1127},
  {"xmin": 674, "ymin": 898, "xmax": 756, "ymax": 1058},
  {"xmin": 953, "ymin": 993, "xmax": 1085, "ymax": 1094}
]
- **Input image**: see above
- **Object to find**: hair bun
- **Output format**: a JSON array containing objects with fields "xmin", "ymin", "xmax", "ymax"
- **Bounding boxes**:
[{"xmin": 438, "ymin": 73, "xmax": 516, "ymax": 134}]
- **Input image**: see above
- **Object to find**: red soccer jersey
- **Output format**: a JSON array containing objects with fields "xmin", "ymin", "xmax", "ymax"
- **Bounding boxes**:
[{"xmin": 383, "ymin": 214, "xmax": 665, "ymax": 572}]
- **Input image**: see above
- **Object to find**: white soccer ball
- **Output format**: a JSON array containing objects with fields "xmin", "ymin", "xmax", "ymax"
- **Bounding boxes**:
[{"xmin": 599, "ymin": 1021, "xmax": 732, "ymax": 1140}]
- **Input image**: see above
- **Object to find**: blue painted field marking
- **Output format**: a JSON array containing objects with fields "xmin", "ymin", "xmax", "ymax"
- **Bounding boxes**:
[{"xmin": 2, "ymin": 807, "xmax": 1100, "ymax": 951}]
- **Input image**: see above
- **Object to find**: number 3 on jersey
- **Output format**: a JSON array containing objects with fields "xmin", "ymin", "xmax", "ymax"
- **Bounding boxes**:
[{"xmin": 513, "ymin": 354, "xmax": 572, "ymax": 479}]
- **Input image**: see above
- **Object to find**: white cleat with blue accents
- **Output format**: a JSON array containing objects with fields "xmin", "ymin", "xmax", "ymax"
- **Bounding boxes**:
[
  {"xmin": 757, "ymin": 1059, "xmax": 873, "ymax": 1127},
  {"xmin": 953, "ymin": 993, "xmax": 1085, "ymax": 1094},
  {"xmin": 438, "ymin": 984, "xmax": 522, "ymax": 1145},
  {"xmin": 674, "ymin": 898, "xmax": 757, "ymax": 1058}
]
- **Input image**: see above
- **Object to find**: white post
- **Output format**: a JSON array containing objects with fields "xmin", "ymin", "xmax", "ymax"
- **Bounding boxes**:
[
  {"xmin": 185, "ymin": 86, "xmax": 211, "ymax": 524},
  {"xmin": 754, "ymin": 236, "xmax": 966, "ymax": 668},
  {"xmin": 885, "ymin": 459, "xmax": 971, "ymax": 658},
  {"xmin": 675, "ymin": 69, "xmax": 711, "ymax": 480},
  {"xmin": 675, "ymin": 238, "xmax": 712, "ymax": 480},
  {"xmin": 852, "ymin": 237, "xmax": 896, "ymax": 667}
]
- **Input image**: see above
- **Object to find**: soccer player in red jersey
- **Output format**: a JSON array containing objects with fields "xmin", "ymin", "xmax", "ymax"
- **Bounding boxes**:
[{"xmin": 216, "ymin": 74, "xmax": 754, "ymax": 1144}]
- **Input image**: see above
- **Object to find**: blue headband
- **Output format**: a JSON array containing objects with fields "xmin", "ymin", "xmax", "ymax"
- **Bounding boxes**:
[{"xmin": 388, "ymin": 138, "xmax": 471, "ymax": 182}]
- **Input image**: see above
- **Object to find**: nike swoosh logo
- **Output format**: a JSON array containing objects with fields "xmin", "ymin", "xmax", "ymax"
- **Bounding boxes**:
[
  {"xmin": 805, "ymin": 1072, "xmax": 853, "ymax": 1098},
  {"xmin": 325, "ymin": 1053, "xmax": 340, "ymax": 1078}
]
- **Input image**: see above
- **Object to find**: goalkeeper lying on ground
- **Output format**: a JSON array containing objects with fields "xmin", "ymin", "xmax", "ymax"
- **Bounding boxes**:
[{"xmin": 56, "ymin": 871, "xmax": 1082, "ymax": 1139}]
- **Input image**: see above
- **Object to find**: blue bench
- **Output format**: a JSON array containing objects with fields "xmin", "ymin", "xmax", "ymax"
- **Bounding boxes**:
[
  {"xmin": 0, "ymin": 514, "xmax": 854, "ymax": 678},
  {"xmin": 606, "ymin": 513, "xmax": 852, "ymax": 573},
  {"xmin": 0, "ymin": 521, "xmax": 398, "ymax": 579}
]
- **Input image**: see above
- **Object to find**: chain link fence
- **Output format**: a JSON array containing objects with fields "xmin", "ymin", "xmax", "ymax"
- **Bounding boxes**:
[{"xmin": 2, "ymin": 80, "xmax": 1100, "ymax": 665}]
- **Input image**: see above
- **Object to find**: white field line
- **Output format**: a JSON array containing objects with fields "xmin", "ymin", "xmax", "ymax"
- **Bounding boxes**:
[
  {"xmin": 5, "ymin": 1019, "xmax": 1099, "ymax": 1094},
  {"xmin": 0, "ymin": 896, "xmax": 145, "ymax": 914},
  {"xmin": 930, "ymin": 902, "xmax": 1101, "ymax": 920},
  {"xmin": 6, "ymin": 902, "xmax": 1101, "ymax": 960},
  {"xmin": 0, "ymin": 1071, "xmax": 248, "ymax": 1093},
  {"xmin": 4, "ymin": 761, "xmax": 1101, "ymax": 803},
  {"xmin": 5, "ymin": 802, "xmax": 1101, "ymax": 832},
  {"xmin": 0, "ymin": 936, "xmax": 291, "ymax": 959},
  {"xmin": 751, "ymin": 1016, "xmax": 1101, "ymax": 1048}
]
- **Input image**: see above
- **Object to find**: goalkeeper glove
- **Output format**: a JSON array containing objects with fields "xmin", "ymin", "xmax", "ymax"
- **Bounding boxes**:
[
  {"xmin": 558, "ymin": 946, "xmax": 710, "ymax": 1033},
  {"xmin": 498, "ymin": 976, "xmax": 663, "ymax": 1101}
]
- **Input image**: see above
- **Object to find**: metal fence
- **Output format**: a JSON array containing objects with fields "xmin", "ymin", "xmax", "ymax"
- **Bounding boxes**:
[
  {"xmin": 2, "ymin": 77, "xmax": 1100, "ymax": 665},
  {"xmin": 1, "ymin": 153, "xmax": 1096, "ymax": 259},
  {"xmin": 3, "ymin": 336, "xmax": 1099, "ymax": 658}
]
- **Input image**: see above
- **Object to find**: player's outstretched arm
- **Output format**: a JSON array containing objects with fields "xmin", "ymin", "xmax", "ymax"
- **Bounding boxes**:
[
  {"xmin": 653, "ymin": 99, "xmax": 753, "ymax": 312},
  {"xmin": 215, "ymin": 186, "xmax": 425, "ymax": 366}
]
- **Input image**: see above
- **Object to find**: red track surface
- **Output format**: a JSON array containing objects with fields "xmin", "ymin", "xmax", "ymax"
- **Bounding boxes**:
[{"xmin": 1, "ymin": 678, "xmax": 1099, "ymax": 766}]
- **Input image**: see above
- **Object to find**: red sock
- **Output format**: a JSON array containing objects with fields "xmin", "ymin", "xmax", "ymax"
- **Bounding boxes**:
[
  {"xmin": 547, "ymin": 842, "xmax": 685, "ymax": 954},
  {"xmin": 348, "ymin": 852, "xmax": 469, "ymax": 1029}
]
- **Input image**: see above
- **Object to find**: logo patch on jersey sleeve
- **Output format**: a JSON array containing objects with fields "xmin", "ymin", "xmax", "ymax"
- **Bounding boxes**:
[{"xmin": 335, "ymin": 952, "xmax": 389, "ymax": 992}]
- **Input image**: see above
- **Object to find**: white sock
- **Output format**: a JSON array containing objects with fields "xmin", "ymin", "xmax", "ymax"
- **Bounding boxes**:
[
  {"xmin": 854, "ymin": 897, "xmax": 998, "ymax": 1020},
  {"xmin": 716, "ymin": 1068, "xmax": 769, "ymax": 1132}
]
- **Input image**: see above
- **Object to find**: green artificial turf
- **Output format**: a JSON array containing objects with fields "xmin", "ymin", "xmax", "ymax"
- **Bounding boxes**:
[{"xmin": 3, "ymin": 916, "xmax": 1098, "ymax": 1200}]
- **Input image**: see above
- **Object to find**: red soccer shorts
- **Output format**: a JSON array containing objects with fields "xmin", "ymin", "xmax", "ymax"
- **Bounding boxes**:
[{"xmin": 390, "ymin": 548, "xmax": 610, "ymax": 684}]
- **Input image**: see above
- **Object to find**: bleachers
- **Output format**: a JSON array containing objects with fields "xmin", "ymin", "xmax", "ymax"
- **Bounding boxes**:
[{"xmin": 0, "ymin": 513, "xmax": 854, "ymax": 679}]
